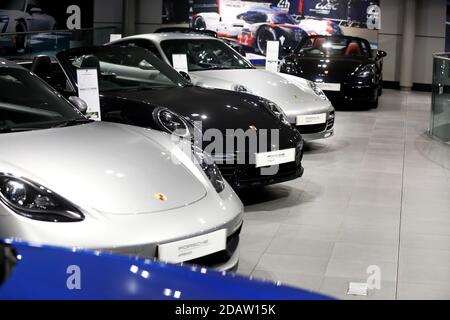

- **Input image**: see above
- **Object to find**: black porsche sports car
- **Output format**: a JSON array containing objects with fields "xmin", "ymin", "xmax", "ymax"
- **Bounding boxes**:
[
  {"xmin": 280, "ymin": 35, "xmax": 387, "ymax": 108},
  {"xmin": 21, "ymin": 46, "xmax": 304, "ymax": 189}
]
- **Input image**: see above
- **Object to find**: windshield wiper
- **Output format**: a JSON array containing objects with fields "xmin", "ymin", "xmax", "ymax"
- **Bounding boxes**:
[{"xmin": 53, "ymin": 118, "xmax": 94, "ymax": 128}]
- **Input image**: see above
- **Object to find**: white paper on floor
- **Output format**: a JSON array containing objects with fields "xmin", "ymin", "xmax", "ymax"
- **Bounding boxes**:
[{"xmin": 347, "ymin": 282, "xmax": 369, "ymax": 296}]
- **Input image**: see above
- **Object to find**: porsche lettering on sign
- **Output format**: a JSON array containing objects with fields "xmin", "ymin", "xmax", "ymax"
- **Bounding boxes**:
[{"xmin": 158, "ymin": 229, "xmax": 227, "ymax": 263}]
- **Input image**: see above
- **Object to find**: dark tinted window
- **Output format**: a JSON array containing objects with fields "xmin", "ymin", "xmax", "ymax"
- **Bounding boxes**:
[
  {"xmin": 0, "ymin": 68, "xmax": 82, "ymax": 131},
  {"xmin": 239, "ymin": 11, "xmax": 267, "ymax": 24},
  {"xmin": 117, "ymin": 39, "xmax": 163, "ymax": 59},
  {"xmin": 160, "ymin": 39, "xmax": 253, "ymax": 71},
  {"xmin": 60, "ymin": 47, "xmax": 190, "ymax": 92}
]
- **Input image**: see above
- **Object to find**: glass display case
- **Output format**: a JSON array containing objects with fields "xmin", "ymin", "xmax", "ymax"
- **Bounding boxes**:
[{"xmin": 431, "ymin": 53, "xmax": 450, "ymax": 144}]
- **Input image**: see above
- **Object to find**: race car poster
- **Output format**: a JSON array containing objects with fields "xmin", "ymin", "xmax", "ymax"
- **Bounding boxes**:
[
  {"xmin": 0, "ymin": 0, "xmax": 93, "ymax": 57},
  {"xmin": 191, "ymin": 0, "xmax": 381, "ymax": 58}
]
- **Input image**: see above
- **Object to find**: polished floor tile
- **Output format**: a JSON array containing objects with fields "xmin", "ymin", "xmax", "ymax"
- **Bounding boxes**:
[{"xmin": 237, "ymin": 90, "xmax": 450, "ymax": 299}]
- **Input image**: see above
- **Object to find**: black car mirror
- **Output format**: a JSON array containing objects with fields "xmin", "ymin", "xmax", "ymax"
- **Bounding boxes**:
[
  {"xmin": 69, "ymin": 96, "xmax": 88, "ymax": 114},
  {"xmin": 376, "ymin": 50, "xmax": 387, "ymax": 59},
  {"xmin": 179, "ymin": 71, "xmax": 191, "ymax": 82}
]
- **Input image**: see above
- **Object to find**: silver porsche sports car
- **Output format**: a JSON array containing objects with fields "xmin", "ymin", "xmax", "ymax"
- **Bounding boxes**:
[
  {"xmin": 109, "ymin": 32, "xmax": 335, "ymax": 141},
  {"xmin": 0, "ymin": 59, "xmax": 243, "ymax": 271}
]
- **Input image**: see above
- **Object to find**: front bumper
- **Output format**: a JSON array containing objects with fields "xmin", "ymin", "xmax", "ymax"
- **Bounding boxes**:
[
  {"xmin": 216, "ymin": 143, "xmax": 304, "ymax": 189},
  {"xmin": 292, "ymin": 110, "xmax": 335, "ymax": 141},
  {"xmin": 0, "ymin": 185, "xmax": 244, "ymax": 272},
  {"xmin": 325, "ymin": 83, "xmax": 378, "ymax": 105}
]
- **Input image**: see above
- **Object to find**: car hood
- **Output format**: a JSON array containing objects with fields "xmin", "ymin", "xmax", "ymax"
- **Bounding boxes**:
[
  {"xmin": 0, "ymin": 240, "xmax": 333, "ymax": 300},
  {"xmin": 104, "ymin": 86, "xmax": 289, "ymax": 133},
  {"xmin": 293, "ymin": 55, "xmax": 371, "ymax": 80},
  {"xmin": 0, "ymin": 122, "xmax": 207, "ymax": 215},
  {"xmin": 190, "ymin": 69, "xmax": 332, "ymax": 117}
]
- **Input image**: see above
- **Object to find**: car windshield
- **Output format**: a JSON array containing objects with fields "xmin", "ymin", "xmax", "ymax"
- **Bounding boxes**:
[
  {"xmin": 0, "ymin": 67, "xmax": 85, "ymax": 133},
  {"xmin": 296, "ymin": 36, "xmax": 371, "ymax": 57},
  {"xmin": 270, "ymin": 13, "xmax": 296, "ymax": 25},
  {"xmin": 59, "ymin": 46, "xmax": 191, "ymax": 92},
  {"xmin": 0, "ymin": 0, "xmax": 25, "ymax": 11},
  {"xmin": 160, "ymin": 39, "xmax": 254, "ymax": 71}
]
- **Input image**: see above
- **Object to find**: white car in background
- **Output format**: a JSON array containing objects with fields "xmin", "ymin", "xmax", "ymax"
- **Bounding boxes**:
[
  {"xmin": 109, "ymin": 33, "xmax": 335, "ymax": 141},
  {"xmin": 0, "ymin": 0, "xmax": 56, "ymax": 53},
  {"xmin": 298, "ymin": 18, "xmax": 342, "ymax": 36}
]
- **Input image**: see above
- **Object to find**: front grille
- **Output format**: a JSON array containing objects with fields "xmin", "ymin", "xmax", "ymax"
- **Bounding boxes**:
[
  {"xmin": 327, "ymin": 111, "xmax": 335, "ymax": 131},
  {"xmin": 217, "ymin": 144, "xmax": 304, "ymax": 187},
  {"xmin": 296, "ymin": 113, "xmax": 335, "ymax": 134},
  {"xmin": 186, "ymin": 224, "xmax": 242, "ymax": 268},
  {"xmin": 296, "ymin": 123, "xmax": 327, "ymax": 134}
]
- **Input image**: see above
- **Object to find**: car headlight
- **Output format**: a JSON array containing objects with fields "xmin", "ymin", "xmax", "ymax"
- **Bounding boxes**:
[
  {"xmin": 233, "ymin": 84, "xmax": 252, "ymax": 94},
  {"xmin": 153, "ymin": 107, "xmax": 193, "ymax": 139},
  {"xmin": 260, "ymin": 99, "xmax": 291, "ymax": 126},
  {"xmin": 308, "ymin": 81, "xmax": 328, "ymax": 101},
  {"xmin": 356, "ymin": 64, "xmax": 376, "ymax": 78},
  {"xmin": 192, "ymin": 147, "xmax": 226, "ymax": 194},
  {"xmin": 0, "ymin": 174, "xmax": 84, "ymax": 223}
]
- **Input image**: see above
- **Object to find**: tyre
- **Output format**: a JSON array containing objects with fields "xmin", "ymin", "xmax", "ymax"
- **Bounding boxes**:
[
  {"xmin": 193, "ymin": 16, "xmax": 207, "ymax": 30},
  {"xmin": 256, "ymin": 25, "xmax": 277, "ymax": 55},
  {"xmin": 13, "ymin": 21, "xmax": 28, "ymax": 54},
  {"xmin": 370, "ymin": 96, "xmax": 379, "ymax": 109}
]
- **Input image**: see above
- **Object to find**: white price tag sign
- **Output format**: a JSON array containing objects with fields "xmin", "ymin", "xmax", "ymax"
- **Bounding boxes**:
[
  {"xmin": 265, "ymin": 41, "xmax": 280, "ymax": 73},
  {"xmin": 77, "ymin": 69, "xmax": 101, "ymax": 121},
  {"xmin": 256, "ymin": 148, "xmax": 296, "ymax": 168},
  {"xmin": 159, "ymin": 229, "xmax": 227, "ymax": 264},
  {"xmin": 296, "ymin": 113, "xmax": 327, "ymax": 126},
  {"xmin": 172, "ymin": 54, "xmax": 189, "ymax": 74},
  {"xmin": 109, "ymin": 34, "xmax": 122, "ymax": 42},
  {"xmin": 316, "ymin": 82, "xmax": 341, "ymax": 91}
]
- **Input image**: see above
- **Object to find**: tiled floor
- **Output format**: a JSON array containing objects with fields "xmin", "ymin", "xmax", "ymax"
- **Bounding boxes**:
[{"xmin": 236, "ymin": 89, "xmax": 450, "ymax": 300}]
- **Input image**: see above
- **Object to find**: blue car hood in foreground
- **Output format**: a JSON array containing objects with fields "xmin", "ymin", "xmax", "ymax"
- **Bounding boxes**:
[{"xmin": 0, "ymin": 240, "xmax": 331, "ymax": 300}]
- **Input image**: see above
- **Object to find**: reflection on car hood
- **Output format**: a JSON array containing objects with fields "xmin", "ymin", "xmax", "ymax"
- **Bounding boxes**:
[
  {"xmin": 190, "ymin": 69, "xmax": 331, "ymax": 116},
  {"xmin": 294, "ymin": 55, "xmax": 371, "ymax": 80},
  {"xmin": 104, "ymin": 86, "xmax": 291, "ymax": 133},
  {"xmin": 0, "ymin": 122, "xmax": 207, "ymax": 215}
]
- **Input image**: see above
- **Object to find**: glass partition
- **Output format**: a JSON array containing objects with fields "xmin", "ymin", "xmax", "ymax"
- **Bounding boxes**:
[
  {"xmin": 0, "ymin": 27, "xmax": 118, "ymax": 60},
  {"xmin": 431, "ymin": 53, "xmax": 450, "ymax": 144}
]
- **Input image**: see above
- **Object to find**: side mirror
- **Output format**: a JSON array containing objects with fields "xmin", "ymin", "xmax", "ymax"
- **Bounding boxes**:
[
  {"xmin": 179, "ymin": 71, "xmax": 191, "ymax": 82},
  {"xmin": 376, "ymin": 50, "xmax": 387, "ymax": 59},
  {"xmin": 29, "ymin": 7, "xmax": 42, "ymax": 14},
  {"xmin": 69, "ymin": 96, "xmax": 88, "ymax": 114}
]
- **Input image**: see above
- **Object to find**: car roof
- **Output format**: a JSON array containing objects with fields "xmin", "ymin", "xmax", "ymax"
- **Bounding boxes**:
[{"xmin": 117, "ymin": 32, "xmax": 217, "ymax": 43}]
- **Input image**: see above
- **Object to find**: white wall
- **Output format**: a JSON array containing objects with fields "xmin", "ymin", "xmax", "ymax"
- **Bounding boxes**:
[
  {"xmin": 379, "ymin": 0, "xmax": 446, "ymax": 84},
  {"xmin": 94, "ymin": 0, "xmax": 123, "ymax": 31}
]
